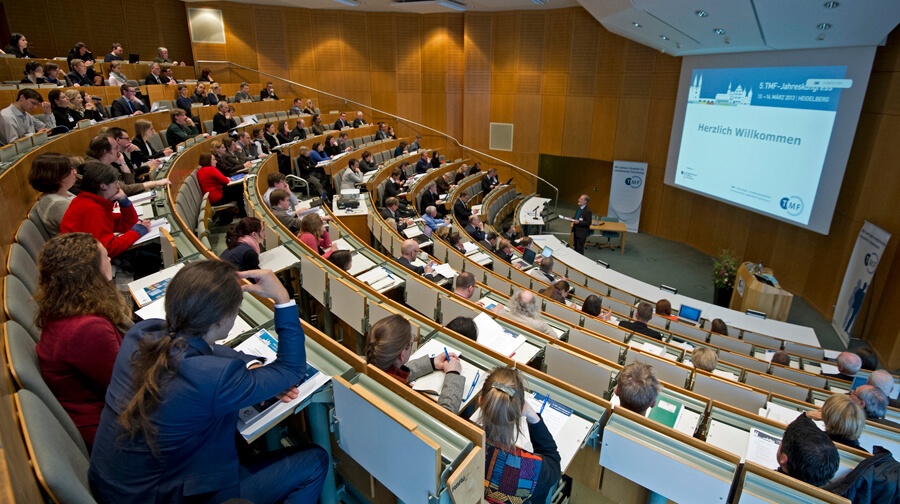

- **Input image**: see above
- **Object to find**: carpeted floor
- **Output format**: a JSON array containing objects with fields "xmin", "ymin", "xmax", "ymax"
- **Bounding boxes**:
[{"xmin": 545, "ymin": 203, "xmax": 846, "ymax": 352}]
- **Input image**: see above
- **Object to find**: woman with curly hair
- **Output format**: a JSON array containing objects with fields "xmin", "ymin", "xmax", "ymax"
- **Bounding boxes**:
[{"xmin": 35, "ymin": 233, "xmax": 132, "ymax": 448}]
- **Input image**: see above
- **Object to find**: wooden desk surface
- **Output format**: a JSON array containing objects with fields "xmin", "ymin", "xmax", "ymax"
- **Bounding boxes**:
[{"xmin": 569, "ymin": 220, "xmax": 628, "ymax": 255}]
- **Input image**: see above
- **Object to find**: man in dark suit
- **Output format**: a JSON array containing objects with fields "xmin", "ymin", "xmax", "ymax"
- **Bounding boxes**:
[
  {"xmin": 352, "ymin": 111, "xmax": 366, "ymax": 128},
  {"xmin": 420, "ymin": 181, "xmax": 443, "ymax": 218},
  {"xmin": 397, "ymin": 239, "xmax": 435, "ymax": 280},
  {"xmin": 67, "ymin": 59, "xmax": 93, "ymax": 87},
  {"xmin": 374, "ymin": 122, "xmax": 389, "ymax": 140},
  {"xmin": 260, "ymin": 82, "xmax": 278, "ymax": 100},
  {"xmin": 212, "ymin": 102, "xmax": 237, "ymax": 133},
  {"xmin": 572, "ymin": 193, "xmax": 593, "ymax": 255},
  {"xmin": 481, "ymin": 167, "xmax": 499, "ymax": 196},
  {"xmin": 333, "ymin": 112, "xmax": 349, "ymax": 130},
  {"xmin": 618, "ymin": 302, "xmax": 664, "ymax": 341},
  {"xmin": 415, "ymin": 151, "xmax": 430, "ymax": 174},
  {"xmin": 464, "ymin": 215, "xmax": 486, "ymax": 242},
  {"xmin": 453, "ymin": 191, "xmax": 472, "ymax": 223},
  {"xmin": 381, "ymin": 197, "xmax": 413, "ymax": 232},
  {"xmin": 480, "ymin": 231, "xmax": 498, "ymax": 252},
  {"xmin": 111, "ymin": 84, "xmax": 149, "ymax": 117},
  {"xmin": 823, "ymin": 352, "xmax": 861, "ymax": 382},
  {"xmin": 145, "ymin": 62, "xmax": 165, "ymax": 85}
]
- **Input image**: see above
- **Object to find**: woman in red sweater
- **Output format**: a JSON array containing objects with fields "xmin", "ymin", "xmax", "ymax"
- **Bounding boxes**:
[
  {"xmin": 197, "ymin": 151, "xmax": 245, "ymax": 215},
  {"xmin": 35, "ymin": 233, "xmax": 133, "ymax": 449},
  {"xmin": 59, "ymin": 161, "xmax": 161, "ymax": 279},
  {"xmin": 298, "ymin": 212, "xmax": 335, "ymax": 259}
]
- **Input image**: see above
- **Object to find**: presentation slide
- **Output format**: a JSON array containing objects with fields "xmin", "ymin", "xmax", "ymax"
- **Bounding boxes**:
[
  {"xmin": 664, "ymin": 46, "xmax": 876, "ymax": 235},
  {"xmin": 674, "ymin": 66, "xmax": 849, "ymax": 225}
]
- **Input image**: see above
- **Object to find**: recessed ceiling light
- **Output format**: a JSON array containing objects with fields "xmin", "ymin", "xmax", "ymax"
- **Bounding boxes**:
[
  {"xmin": 713, "ymin": 28, "xmax": 726, "ymax": 35},
  {"xmin": 817, "ymin": 23, "xmax": 832, "ymax": 30},
  {"xmin": 824, "ymin": 1, "xmax": 839, "ymax": 8},
  {"xmin": 660, "ymin": 35, "xmax": 669, "ymax": 40},
  {"xmin": 695, "ymin": 10, "xmax": 708, "ymax": 17},
  {"xmin": 632, "ymin": 22, "xmax": 642, "ymax": 28}
]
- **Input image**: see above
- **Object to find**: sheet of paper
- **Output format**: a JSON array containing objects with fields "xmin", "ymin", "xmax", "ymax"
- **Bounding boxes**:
[
  {"xmin": 345, "ymin": 254, "xmax": 377, "ymax": 277},
  {"xmin": 819, "ymin": 363, "xmax": 840, "ymax": 375},
  {"xmin": 128, "ymin": 263, "xmax": 184, "ymax": 307},
  {"xmin": 462, "ymin": 242, "xmax": 478, "ymax": 254},
  {"xmin": 357, "ymin": 266, "xmax": 389, "ymax": 284},
  {"xmin": 137, "ymin": 299, "xmax": 251, "ymax": 342},
  {"xmin": 762, "ymin": 401, "xmax": 805, "ymax": 425},
  {"xmin": 234, "ymin": 328, "xmax": 279, "ymax": 363},
  {"xmin": 258, "ymin": 246, "xmax": 297, "ymax": 272},
  {"xmin": 674, "ymin": 408, "xmax": 702, "ymax": 437},
  {"xmin": 745, "ymin": 428, "xmax": 781, "ymax": 470},
  {"xmin": 412, "ymin": 339, "xmax": 463, "ymax": 361},
  {"xmin": 823, "ymin": 349, "xmax": 841, "ymax": 360},
  {"xmin": 403, "ymin": 227, "xmax": 423, "ymax": 239},
  {"xmin": 712, "ymin": 369, "xmax": 738, "ymax": 381},
  {"xmin": 511, "ymin": 342, "xmax": 542, "ymax": 364},
  {"xmin": 432, "ymin": 263, "xmax": 457, "ymax": 278},
  {"xmin": 133, "ymin": 218, "xmax": 170, "ymax": 246},
  {"xmin": 473, "ymin": 313, "xmax": 526, "ymax": 357},
  {"xmin": 706, "ymin": 420, "xmax": 750, "ymax": 459}
]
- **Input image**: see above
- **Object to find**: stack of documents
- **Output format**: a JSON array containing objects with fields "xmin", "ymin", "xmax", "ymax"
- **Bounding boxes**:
[{"xmin": 357, "ymin": 266, "xmax": 399, "ymax": 292}]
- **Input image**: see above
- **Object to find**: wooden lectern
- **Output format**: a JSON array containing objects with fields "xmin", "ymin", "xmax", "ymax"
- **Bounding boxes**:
[{"xmin": 729, "ymin": 263, "xmax": 793, "ymax": 322}]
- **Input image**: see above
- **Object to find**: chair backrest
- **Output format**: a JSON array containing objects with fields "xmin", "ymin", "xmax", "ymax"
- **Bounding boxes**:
[
  {"xmin": 28, "ymin": 205, "xmax": 51, "ymax": 241},
  {"xmin": 709, "ymin": 333, "xmax": 753, "ymax": 355},
  {"xmin": 15, "ymin": 390, "xmax": 95, "ymax": 504},
  {"xmin": 8, "ymin": 243, "xmax": 39, "ymax": 295},
  {"xmin": 744, "ymin": 371, "xmax": 810, "ymax": 402},
  {"xmin": 600, "ymin": 216, "xmax": 620, "ymax": 237},
  {"xmin": 783, "ymin": 342, "xmax": 825, "ymax": 361},
  {"xmin": 692, "ymin": 373, "xmax": 768, "ymax": 414},
  {"xmin": 771, "ymin": 365, "xmax": 828, "ymax": 390},
  {"xmin": 5, "ymin": 322, "xmax": 89, "ymax": 456},
  {"xmin": 15, "ymin": 219, "xmax": 46, "ymax": 263},
  {"xmin": 3, "ymin": 276, "xmax": 39, "ymax": 342},
  {"xmin": 149, "ymin": 131, "xmax": 166, "ymax": 150},
  {"xmin": 202, "ymin": 119, "xmax": 214, "ymax": 134}
]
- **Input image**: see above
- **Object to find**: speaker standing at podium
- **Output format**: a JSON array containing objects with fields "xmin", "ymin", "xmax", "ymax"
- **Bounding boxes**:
[{"xmin": 572, "ymin": 194, "xmax": 592, "ymax": 255}]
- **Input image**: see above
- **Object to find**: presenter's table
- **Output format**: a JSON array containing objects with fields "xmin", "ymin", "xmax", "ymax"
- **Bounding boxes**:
[{"xmin": 568, "ymin": 220, "xmax": 628, "ymax": 255}]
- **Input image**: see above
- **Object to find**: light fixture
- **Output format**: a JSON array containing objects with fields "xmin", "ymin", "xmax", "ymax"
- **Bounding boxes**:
[
  {"xmin": 824, "ymin": 1, "xmax": 839, "ymax": 8},
  {"xmin": 660, "ymin": 35, "xmax": 669, "ymax": 40},
  {"xmin": 817, "ymin": 22, "xmax": 832, "ymax": 30},
  {"xmin": 531, "ymin": 0, "xmax": 547, "ymax": 5},
  {"xmin": 713, "ymin": 28, "xmax": 726, "ymax": 35},
  {"xmin": 817, "ymin": 33, "xmax": 826, "ymax": 41},
  {"xmin": 438, "ymin": 0, "xmax": 466, "ymax": 11},
  {"xmin": 695, "ymin": 10, "xmax": 708, "ymax": 17},
  {"xmin": 632, "ymin": 22, "xmax": 642, "ymax": 28},
  {"xmin": 332, "ymin": 0, "xmax": 359, "ymax": 6}
]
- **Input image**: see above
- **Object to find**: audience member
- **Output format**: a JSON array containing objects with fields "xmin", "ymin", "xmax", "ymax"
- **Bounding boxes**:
[
  {"xmin": 464, "ymin": 215, "xmax": 486, "ymax": 242},
  {"xmin": 269, "ymin": 189, "xmax": 302, "ymax": 233},
  {"xmin": 260, "ymin": 82, "xmax": 278, "ymax": 100},
  {"xmin": 409, "ymin": 134, "xmax": 423, "ymax": 151},
  {"xmin": 220, "ymin": 218, "xmax": 264, "ymax": 271},
  {"xmin": 165, "ymin": 108, "xmax": 201, "ymax": 147},
  {"xmin": 430, "ymin": 150, "xmax": 441, "ymax": 168},
  {"xmin": 454, "ymin": 272, "xmax": 477, "ymax": 300},
  {"xmin": 777, "ymin": 414, "xmax": 839, "ymax": 487},
  {"xmin": 5, "ymin": 33, "xmax": 36, "ymax": 58},
  {"xmin": 310, "ymin": 114, "xmax": 326, "ymax": 136},
  {"xmin": 868, "ymin": 369, "xmax": 898, "ymax": 407},
  {"xmin": 263, "ymin": 173, "xmax": 298, "ymax": 211},
  {"xmin": 153, "ymin": 46, "xmax": 184, "ymax": 66},
  {"xmin": 44, "ymin": 63, "xmax": 73, "ymax": 87},
  {"xmin": 67, "ymin": 89, "xmax": 103, "ymax": 122},
  {"xmin": 291, "ymin": 118, "xmax": 308, "ymax": 141},
  {"xmin": 145, "ymin": 62, "xmax": 165, "ymax": 85},
  {"xmin": 619, "ymin": 302, "xmax": 664, "ymax": 341},
  {"xmin": 302, "ymin": 99, "xmax": 316, "ymax": 115},
  {"xmin": 826, "ymin": 352, "xmax": 862, "ymax": 381},
  {"xmin": 132, "ymin": 120, "xmax": 172, "ymax": 163},
  {"xmin": 333, "ymin": 112, "xmax": 349, "ymax": 130},
  {"xmin": 810, "ymin": 394, "xmax": 866, "ymax": 451},
  {"xmin": 709, "ymin": 318, "xmax": 728, "ymax": 336},
  {"xmin": 234, "ymin": 82, "xmax": 252, "ymax": 102},
  {"xmin": 276, "ymin": 121, "xmax": 294, "ymax": 144},
  {"xmin": 366, "ymin": 314, "xmax": 463, "ymax": 412},
  {"xmin": 1, "ymin": 88, "xmax": 54, "ymax": 145},
  {"xmin": 111, "ymin": 84, "xmax": 148, "ymax": 117},
  {"xmin": 288, "ymin": 98, "xmax": 303, "ymax": 116},
  {"xmin": 328, "ymin": 249, "xmax": 353, "ymax": 272},
  {"xmin": 480, "ymin": 366, "xmax": 561, "ymax": 503},
  {"xmin": 771, "ymin": 350, "xmax": 791, "ymax": 366},
  {"xmin": 691, "ymin": 347, "xmax": 718, "ymax": 372},
  {"xmin": 59, "ymin": 162, "xmax": 157, "ymax": 277},
  {"xmin": 106, "ymin": 62, "xmax": 129, "ymax": 88},
  {"xmin": 198, "ymin": 68, "xmax": 213, "ymax": 82},
  {"xmin": 496, "ymin": 239, "xmax": 520, "ymax": 266},
  {"xmin": 174, "ymin": 84, "xmax": 193, "ymax": 113},
  {"xmin": 86, "ymin": 134, "xmax": 168, "ymax": 196},
  {"xmin": 615, "ymin": 362, "xmax": 660, "ymax": 414},
  {"xmin": 453, "ymin": 191, "xmax": 472, "ymax": 223},
  {"xmin": 423, "ymin": 205, "xmax": 451, "ymax": 233},
  {"xmin": 212, "ymin": 138, "xmax": 247, "ymax": 176},
  {"xmin": 655, "ymin": 299, "xmax": 677, "ymax": 321},
  {"xmin": 206, "ymin": 83, "xmax": 222, "ymax": 105},
  {"xmin": 481, "ymin": 167, "xmax": 499, "ymax": 196},
  {"xmin": 309, "ymin": 142, "xmax": 330, "ymax": 164},
  {"xmin": 421, "ymin": 182, "xmax": 443, "ymax": 218},
  {"xmin": 210, "ymin": 102, "xmax": 236, "ymax": 134},
  {"xmin": 415, "ymin": 151, "xmax": 430, "ymax": 174},
  {"xmin": 20, "ymin": 61, "xmax": 44, "ymax": 84},
  {"xmin": 89, "ymin": 263, "xmax": 327, "ymax": 502},
  {"xmin": 67, "ymin": 43, "xmax": 101, "ymax": 85},
  {"xmin": 855, "ymin": 346, "xmax": 879, "ymax": 371},
  {"xmin": 103, "ymin": 43, "xmax": 124, "ymax": 62},
  {"xmin": 236, "ymin": 131, "xmax": 267, "ymax": 164},
  {"xmin": 540, "ymin": 280, "xmax": 570, "ymax": 306},
  {"xmin": 298, "ymin": 213, "xmax": 334, "ymax": 259},
  {"xmin": 394, "ymin": 140, "xmax": 409, "ymax": 158},
  {"xmin": 197, "ymin": 152, "xmax": 244, "ymax": 216},
  {"xmin": 352, "ymin": 111, "xmax": 366, "ymax": 128},
  {"xmin": 110, "ymin": 127, "xmax": 159, "ymax": 184},
  {"xmin": 67, "ymin": 59, "xmax": 93, "ymax": 87},
  {"xmin": 35, "ymin": 233, "xmax": 132, "ymax": 448},
  {"xmin": 581, "ymin": 295, "xmax": 603, "ymax": 317},
  {"xmin": 381, "ymin": 197, "xmax": 413, "ymax": 232},
  {"xmin": 341, "ymin": 158, "xmax": 364, "ymax": 190},
  {"xmin": 292, "ymin": 145, "xmax": 325, "ymax": 198},
  {"xmin": 397, "ymin": 239, "xmax": 436, "ymax": 280},
  {"xmin": 529, "ymin": 256, "xmax": 558, "ymax": 283},
  {"xmin": 49, "ymin": 90, "xmax": 78, "ymax": 131},
  {"xmin": 852, "ymin": 385, "xmax": 900, "ymax": 428},
  {"xmin": 446, "ymin": 317, "xmax": 478, "ymax": 341},
  {"xmin": 28, "ymin": 153, "xmax": 77, "ymax": 238},
  {"xmin": 504, "ymin": 290, "xmax": 552, "ymax": 336},
  {"xmin": 374, "ymin": 122, "xmax": 389, "ymax": 140}
]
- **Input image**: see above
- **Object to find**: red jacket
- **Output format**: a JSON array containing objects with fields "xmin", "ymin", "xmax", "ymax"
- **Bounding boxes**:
[
  {"xmin": 60, "ymin": 191, "xmax": 140, "ymax": 258},
  {"xmin": 198, "ymin": 165, "xmax": 229, "ymax": 204},
  {"xmin": 36, "ymin": 315, "xmax": 123, "ymax": 446}
]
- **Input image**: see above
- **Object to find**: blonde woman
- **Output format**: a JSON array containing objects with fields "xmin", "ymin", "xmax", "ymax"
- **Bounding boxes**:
[
  {"xmin": 691, "ymin": 347, "xmax": 718, "ymax": 372},
  {"xmin": 481, "ymin": 367, "xmax": 561, "ymax": 503},
  {"xmin": 810, "ymin": 394, "xmax": 866, "ymax": 451}
]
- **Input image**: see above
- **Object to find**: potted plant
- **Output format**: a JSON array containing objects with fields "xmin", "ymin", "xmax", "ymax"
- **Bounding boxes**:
[{"xmin": 712, "ymin": 249, "xmax": 738, "ymax": 307}]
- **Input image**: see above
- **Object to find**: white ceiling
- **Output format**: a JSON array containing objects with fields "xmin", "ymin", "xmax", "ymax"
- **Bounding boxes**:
[{"xmin": 182, "ymin": 0, "xmax": 900, "ymax": 56}]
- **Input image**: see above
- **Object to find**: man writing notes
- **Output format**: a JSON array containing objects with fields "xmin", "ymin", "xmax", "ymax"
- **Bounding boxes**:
[{"xmin": 571, "ymin": 194, "xmax": 592, "ymax": 255}]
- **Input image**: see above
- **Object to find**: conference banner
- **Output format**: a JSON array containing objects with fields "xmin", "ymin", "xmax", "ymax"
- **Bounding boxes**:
[
  {"xmin": 608, "ymin": 160, "xmax": 647, "ymax": 233},
  {"xmin": 832, "ymin": 221, "xmax": 891, "ymax": 345}
]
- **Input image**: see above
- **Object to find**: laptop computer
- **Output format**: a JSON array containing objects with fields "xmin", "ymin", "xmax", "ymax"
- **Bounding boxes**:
[
  {"xmin": 677, "ymin": 304, "xmax": 702, "ymax": 326},
  {"xmin": 128, "ymin": 54, "xmax": 140, "ymax": 64},
  {"xmin": 522, "ymin": 247, "xmax": 536, "ymax": 265},
  {"xmin": 541, "ymin": 246, "xmax": 553, "ymax": 258}
]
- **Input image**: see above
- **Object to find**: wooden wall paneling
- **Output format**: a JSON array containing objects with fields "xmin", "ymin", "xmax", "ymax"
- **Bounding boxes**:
[
  {"xmin": 284, "ymin": 8, "xmax": 317, "ymax": 90},
  {"xmin": 464, "ymin": 13, "xmax": 492, "ymax": 74},
  {"xmin": 861, "ymin": 71, "xmax": 900, "ymax": 115},
  {"xmin": 421, "ymin": 15, "xmax": 449, "ymax": 71},
  {"xmin": 341, "ymin": 12, "xmax": 371, "ymax": 71},
  {"xmin": 46, "ymin": 0, "xmax": 89, "ymax": 64},
  {"xmin": 423, "ymin": 90, "xmax": 448, "ymax": 137},
  {"xmin": 90, "ymin": 1, "xmax": 129, "ymax": 61},
  {"xmin": 542, "ymin": 9, "xmax": 572, "ymax": 74},
  {"xmin": 624, "ymin": 41, "xmax": 657, "ymax": 74},
  {"xmin": 445, "ymin": 91, "xmax": 464, "ymax": 144},
  {"xmin": 834, "ymin": 113, "xmax": 881, "ymax": 221},
  {"xmin": 802, "ymin": 212, "xmax": 859, "ymax": 317},
  {"xmin": 710, "ymin": 205, "xmax": 754, "ymax": 260},
  {"xmin": 640, "ymin": 98, "xmax": 677, "ymax": 234},
  {"xmin": 656, "ymin": 187, "xmax": 695, "ymax": 241},
  {"xmin": 446, "ymin": 14, "xmax": 465, "ymax": 76},
  {"xmin": 491, "ymin": 13, "xmax": 518, "ymax": 74},
  {"xmin": 252, "ymin": 6, "xmax": 289, "ymax": 81},
  {"xmin": 396, "ymin": 92, "xmax": 423, "ymax": 127},
  {"xmin": 156, "ymin": 0, "xmax": 193, "ymax": 65},
  {"xmin": 366, "ymin": 14, "xmax": 397, "ymax": 72},
  {"xmin": 611, "ymin": 97, "xmax": 650, "ymax": 161},
  {"xmin": 560, "ymin": 96, "xmax": 595, "ymax": 159},
  {"xmin": 538, "ymin": 93, "xmax": 567, "ymax": 155},
  {"xmin": 220, "ymin": 2, "xmax": 259, "ymax": 69},
  {"xmin": 489, "ymin": 93, "xmax": 516, "ymax": 149},
  {"xmin": 462, "ymin": 94, "xmax": 490, "ymax": 151},
  {"xmin": 513, "ymin": 94, "xmax": 542, "ymax": 158},
  {"xmin": 589, "ymin": 96, "xmax": 618, "ymax": 161},
  {"xmin": 394, "ymin": 13, "xmax": 422, "ymax": 74},
  {"xmin": 126, "ymin": 0, "xmax": 163, "ymax": 63},
  {"xmin": 767, "ymin": 224, "xmax": 816, "ymax": 294},
  {"xmin": 866, "ymin": 243, "xmax": 900, "ymax": 366},
  {"xmin": 5, "ymin": 0, "xmax": 54, "ymax": 58},
  {"xmin": 598, "ymin": 26, "xmax": 627, "ymax": 74},
  {"xmin": 517, "ymin": 12, "xmax": 545, "ymax": 74},
  {"xmin": 684, "ymin": 196, "xmax": 720, "ymax": 255},
  {"xmin": 741, "ymin": 215, "xmax": 778, "ymax": 267},
  {"xmin": 856, "ymin": 114, "xmax": 900, "ymax": 232}
]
